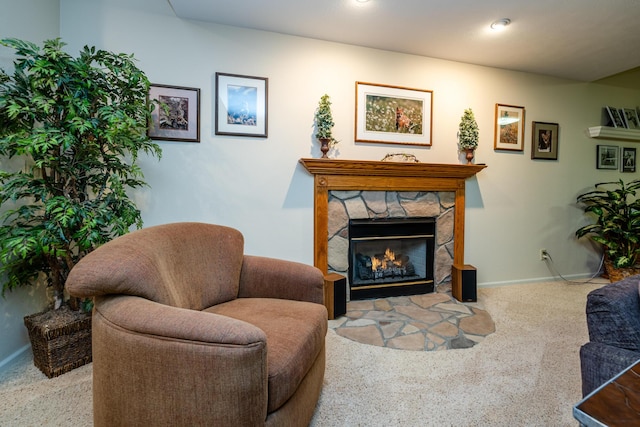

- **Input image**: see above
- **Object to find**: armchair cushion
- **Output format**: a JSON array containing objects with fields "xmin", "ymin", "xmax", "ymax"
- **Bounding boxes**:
[{"xmin": 209, "ymin": 297, "xmax": 327, "ymax": 412}]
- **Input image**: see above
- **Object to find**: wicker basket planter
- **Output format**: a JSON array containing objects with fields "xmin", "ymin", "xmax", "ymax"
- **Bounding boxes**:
[
  {"xmin": 604, "ymin": 258, "xmax": 640, "ymax": 283},
  {"xmin": 23, "ymin": 306, "xmax": 92, "ymax": 378}
]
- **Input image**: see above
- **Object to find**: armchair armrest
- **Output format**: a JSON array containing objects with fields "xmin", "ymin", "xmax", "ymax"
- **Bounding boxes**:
[
  {"xmin": 91, "ymin": 295, "xmax": 268, "ymax": 426},
  {"xmin": 238, "ymin": 255, "xmax": 324, "ymax": 304}
]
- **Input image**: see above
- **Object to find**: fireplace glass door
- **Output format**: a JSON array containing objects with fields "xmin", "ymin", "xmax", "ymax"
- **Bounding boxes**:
[{"xmin": 348, "ymin": 217, "xmax": 435, "ymax": 300}]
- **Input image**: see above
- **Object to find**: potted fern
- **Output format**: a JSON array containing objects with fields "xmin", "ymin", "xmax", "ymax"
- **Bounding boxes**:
[
  {"xmin": 576, "ymin": 179, "xmax": 640, "ymax": 282},
  {"xmin": 314, "ymin": 94, "xmax": 338, "ymax": 158},
  {"xmin": 0, "ymin": 38, "xmax": 162, "ymax": 377},
  {"xmin": 458, "ymin": 108, "xmax": 479, "ymax": 164}
]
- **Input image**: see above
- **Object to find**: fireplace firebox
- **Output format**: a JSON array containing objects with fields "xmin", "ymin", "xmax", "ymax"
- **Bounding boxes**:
[{"xmin": 348, "ymin": 217, "xmax": 435, "ymax": 300}]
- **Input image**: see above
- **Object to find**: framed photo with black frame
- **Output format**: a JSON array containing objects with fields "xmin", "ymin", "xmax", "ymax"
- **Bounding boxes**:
[
  {"xmin": 215, "ymin": 72, "xmax": 268, "ymax": 138},
  {"xmin": 597, "ymin": 144, "xmax": 619, "ymax": 170},
  {"xmin": 621, "ymin": 147, "xmax": 636, "ymax": 172},
  {"xmin": 606, "ymin": 106, "xmax": 626, "ymax": 128},
  {"xmin": 494, "ymin": 104, "xmax": 525, "ymax": 151},
  {"xmin": 148, "ymin": 84, "xmax": 200, "ymax": 142},
  {"xmin": 531, "ymin": 121, "xmax": 558, "ymax": 160}
]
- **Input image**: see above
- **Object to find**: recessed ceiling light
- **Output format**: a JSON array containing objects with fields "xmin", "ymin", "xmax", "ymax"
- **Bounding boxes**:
[
  {"xmin": 356, "ymin": 0, "xmax": 370, "ymax": 3},
  {"xmin": 490, "ymin": 18, "xmax": 511, "ymax": 31}
]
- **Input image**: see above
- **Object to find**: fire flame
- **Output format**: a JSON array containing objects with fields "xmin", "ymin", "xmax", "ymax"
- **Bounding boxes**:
[{"xmin": 372, "ymin": 248, "xmax": 399, "ymax": 271}]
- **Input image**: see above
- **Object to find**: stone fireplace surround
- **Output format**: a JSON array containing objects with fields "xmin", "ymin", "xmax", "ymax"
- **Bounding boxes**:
[
  {"xmin": 300, "ymin": 158, "xmax": 486, "ymax": 294},
  {"xmin": 328, "ymin": 190, "xmax": 453, "ymax": 287}
]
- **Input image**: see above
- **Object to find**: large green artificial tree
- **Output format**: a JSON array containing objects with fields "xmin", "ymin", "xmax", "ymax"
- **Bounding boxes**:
[{"xmin": 0, "ymin": 38, "xmax": 162, "ymax": 310}]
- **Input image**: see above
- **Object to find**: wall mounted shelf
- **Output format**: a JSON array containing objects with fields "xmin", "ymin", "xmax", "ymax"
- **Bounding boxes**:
[{"xmin": 587, "ymin": 126, "xmax": 640, "ymax": 142}]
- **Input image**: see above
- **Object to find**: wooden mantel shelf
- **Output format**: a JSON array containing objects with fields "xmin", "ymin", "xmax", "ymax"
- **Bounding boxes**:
[
  {"xmin": 299, "ymin": 158, "xmax": 487, "ymax": 274},
  {"xmin": 299, "ymin": 158, "xmax": 486, "ymax": 179}
]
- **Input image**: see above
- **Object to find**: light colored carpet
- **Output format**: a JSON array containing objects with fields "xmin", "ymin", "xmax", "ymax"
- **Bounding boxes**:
[{"xmin": 0, "ymin": 280, "xmax": 605, "ymax": 426}]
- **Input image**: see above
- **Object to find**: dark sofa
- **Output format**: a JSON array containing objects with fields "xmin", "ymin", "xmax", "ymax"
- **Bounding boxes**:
[{"xmin": 580, "ymin": 276, "xmax": 640, "ymax": 396}]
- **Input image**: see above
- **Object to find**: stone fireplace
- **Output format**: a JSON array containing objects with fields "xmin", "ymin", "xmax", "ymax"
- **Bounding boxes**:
[
  {"xmin": 300, "ymin": 158, "xmax": 486, "ymax": 300},
  {"xmin": 329, "ymin": 191, "xmax": 450, "ymax": 299}
]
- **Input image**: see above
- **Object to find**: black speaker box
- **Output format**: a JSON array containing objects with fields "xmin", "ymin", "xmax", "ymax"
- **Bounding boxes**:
[
  {"xmin": 452, "ymin": 264, "xmax": 477, "ymax": 302},
  {"xmin": 324, "ymin": 273, "xmax": 347, "ymax": 319}
]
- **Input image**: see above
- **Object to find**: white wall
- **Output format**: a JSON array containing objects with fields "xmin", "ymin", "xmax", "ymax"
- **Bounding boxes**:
[
  {"xmin": 2, "ymin": 0, "xmax": 640, "ymax": 362},
  {"xmin": 0, "ymin": 0, "xmax": 60, "ymax": 365}
]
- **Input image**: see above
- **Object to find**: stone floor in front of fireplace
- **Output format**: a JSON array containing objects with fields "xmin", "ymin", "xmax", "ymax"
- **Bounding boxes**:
[{"xmin": 328, "ymin": 284, "xmax": 495, "ymax": 351}]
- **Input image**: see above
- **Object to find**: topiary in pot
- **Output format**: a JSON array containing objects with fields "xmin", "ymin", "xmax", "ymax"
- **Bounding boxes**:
[
  {"xmin": 0, "ymin": 38, "xmax": 162, "ymax": 375},
  {"xmin": 576, "ymin": 179, "xmax": 640, "ymax": 282},
  {"xmin": 458, "ymin": 108, "xmax": 479, "ymax": 164},
  {"xmin": 314, "ymin": 94, "xmax": 338, "ymax": 158}
]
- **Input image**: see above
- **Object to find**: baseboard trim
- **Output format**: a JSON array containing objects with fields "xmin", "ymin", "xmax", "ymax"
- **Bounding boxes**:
[
  {"xmin": 479, "ymin": 273, "xmax": 603, "ymax": 288},
  {"xmin": 0, "ymin": 344, "xmax": 30, "ymax": 370}
]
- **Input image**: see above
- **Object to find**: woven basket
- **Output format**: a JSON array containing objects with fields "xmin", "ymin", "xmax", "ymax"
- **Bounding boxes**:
[
  {"xmin": 604, "ymin": 258, "xmax": 640, "ymax": 283},
  {"xmin": 23, "ymin": 306, "xmax": 92, "ymax": 378}
]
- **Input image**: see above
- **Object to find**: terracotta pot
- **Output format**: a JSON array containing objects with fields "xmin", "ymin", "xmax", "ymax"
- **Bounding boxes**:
[
  {"xmin": 319, "ymin": 138, "xmax": 331, "ymax": 158},
  {"xmin": 464, "ymin": 148, "xmax": 475, "ymax": 164}
]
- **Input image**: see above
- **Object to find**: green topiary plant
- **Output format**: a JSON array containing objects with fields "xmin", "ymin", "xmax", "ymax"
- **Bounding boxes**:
[
  {"xmin": 314, "ymin": 94, "xmax": 338, "ymax": 155},
  {"xmin": 457, "ymin": 108, "xmax": 479, "ymax": 150},
  {"xmin": 0, "ymin": 38, "xmax": 162, "ymax": 311}
]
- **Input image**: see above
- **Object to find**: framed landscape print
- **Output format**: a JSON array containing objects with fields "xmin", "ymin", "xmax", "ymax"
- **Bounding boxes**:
[
  {"xmin": 531, "ymin": 121, "xmax": 559, "ymax": 160},
  {"xmin": 597, "ymin": 145, "xmax": 619, "ymax": 170},
  {"xmin": 355, "ymin": 81, "xmax": 433, "ymax": 146},
  {"xmin": 621, "ymin": 147, "xmax": 636, "ymax": 172},
  {"xmin": 215, "ymin": 73, "xmax": 268, "ymax": 137},
  {"xmin": 494, "ymin": 104, "xmax": 525, "ymax": 151},
  {"xmin": 148, "ymin": 84, "xmax": 200, "ymax": 142}
]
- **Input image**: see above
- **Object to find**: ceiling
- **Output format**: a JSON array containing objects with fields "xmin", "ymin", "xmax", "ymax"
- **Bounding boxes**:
[{"xmin": 168, "ymin": 0, "xmax": 640, "ymax": 86}]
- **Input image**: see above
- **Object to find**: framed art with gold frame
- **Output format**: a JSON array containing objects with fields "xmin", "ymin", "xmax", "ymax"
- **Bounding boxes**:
[
  {"xmin": 355, "ymin": 81, "xmax": 433, "ymax": 146},
  {"xmin": 494, "ymin": 103, "xmax": 525, "ymax": 151}
]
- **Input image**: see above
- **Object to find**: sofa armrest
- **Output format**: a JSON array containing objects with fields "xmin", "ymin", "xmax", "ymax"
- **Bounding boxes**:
[
  {"xmin": 238, "ymin": 255, "xmax": 324, "ymax": 304},
  {"xmin": 91, "ymin": 295, "xmax": 268, "ymax": 426},
  {"xmin": 580, "ymin": 342, "xmax": 640, "ymax": 397},
  {"xmin": 586, "ymin": 276, "xmax": 640, "ymax": 351}
]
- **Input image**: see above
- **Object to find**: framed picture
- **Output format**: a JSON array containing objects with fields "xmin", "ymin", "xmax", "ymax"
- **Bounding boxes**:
[
  {"xmin": 606, "ymin": 106, "xmax": 626, "ymax": 128},
  {"xmin": 531, "ymin": 121, "xmax": 559, "ymax": 160},
  {"xmin": 621, "ymin": 147, "xmax": 636, "ymax": 172},
  {"xmin": 355, "ymin": 81, "xmax": 433, "ymax": 146},
  {"xmin": 494, "ymin": 104, "xmax": 525, "ymax": 151},
  {"xmin": 597, "ymin": 145, "xmax": 619, "ymax": 170},
  {"xmin": 215, "ymin": 72, "xmax": 268, "ymax": 137},
  {"xmin": 623, "ymin": 108, "xmax": 640, "ymax": 129},
  {"xmin": 148, "ymin": 84, "xmax": 200, "ymax": 142}
]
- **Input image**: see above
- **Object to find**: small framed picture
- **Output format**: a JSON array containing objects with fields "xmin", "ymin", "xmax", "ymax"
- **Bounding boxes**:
[
  {"xmin": 621, "ymin": 147, "xmax": 636, "ymax": 172},
  {"xmin": 215, "ymin": 72, "xmax": 268, "ymax": 138},
  {"xmin": 531, "ymin": 121, "xmax": 559, "ymax": 160},
  {"xmin": 148, "ymin": 84, "xmax": 200, "ymax": 142},
  {"xmin": 623, "ymin": 108, "xmax": 640, "ymax": 129},
  {"xmin": 494, "ymin": 104, "xmax": 525, "ymax": 151},
  {"xmin": 355, "ymin": 81, "xmax": 433, "ymax": 146},
  {"xmin": 606, "ymin": 106, "xmax": 626, "ymax": 128},
  {"xmin": 597, "ymin": 145, "xmax": 619, "ymax": 170}
]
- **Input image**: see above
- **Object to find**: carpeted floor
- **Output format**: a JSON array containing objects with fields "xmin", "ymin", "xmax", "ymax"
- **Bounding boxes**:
[{"xmin": 0, "ymin": 279, "xmax": 606, "ymax": 426}]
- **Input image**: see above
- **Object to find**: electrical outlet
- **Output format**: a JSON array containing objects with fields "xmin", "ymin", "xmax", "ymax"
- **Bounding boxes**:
[{"xmin": 540, "ymin": 249, "xmax": 549, "ymax": 261}]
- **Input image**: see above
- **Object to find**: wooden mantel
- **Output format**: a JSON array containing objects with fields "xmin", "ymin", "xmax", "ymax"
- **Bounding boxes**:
[{"xmin": 299, "ymin": 158, "xmax": 487, "ymax": 274}]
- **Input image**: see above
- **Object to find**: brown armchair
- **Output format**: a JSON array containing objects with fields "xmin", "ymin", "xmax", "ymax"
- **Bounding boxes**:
[{"xmin": 66, "ymin": 222, "xmax": 327, "ymax": 427}]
